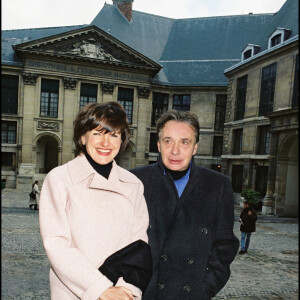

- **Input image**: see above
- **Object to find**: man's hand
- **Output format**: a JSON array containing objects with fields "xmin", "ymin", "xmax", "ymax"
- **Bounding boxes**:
[
  {"xmin": 248, "ymin": 210, "xmax": 252, "ymax": 215},
  {"xmin": 99, "ymin": 286, "xmax": 134, "ymax": 300}
]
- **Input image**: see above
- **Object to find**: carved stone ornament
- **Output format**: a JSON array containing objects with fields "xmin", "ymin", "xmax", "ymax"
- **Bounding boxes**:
[
  {"xmin": 137, "ymin": 86, "xmax": 150, "ymax": 98},
  {"xmin": 101, "ymin": 82, "xmax": 115, "ymax": 94},
  {"xmin": 63, "ymin": 77, "xmax": 78, "ymax": 90},
  {"xmin": 22, "ymin": 72, "xmax": 38, "ymax": 85},
  {"xmin": 53, "ymin": 38, "xmax": 120, "ymax": 61},
  {"xmin": 37, "ymin": 121, "xmax": 59, "ymax": 132}
]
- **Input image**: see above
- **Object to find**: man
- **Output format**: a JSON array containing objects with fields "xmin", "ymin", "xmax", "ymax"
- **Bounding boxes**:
[
  {"xmin": 239, "ymin": 200, "xmax": 257, "ymax": 254},
  {"xmin": 131, "ymin": 110, "xmax": 239, "ymax": 300}
]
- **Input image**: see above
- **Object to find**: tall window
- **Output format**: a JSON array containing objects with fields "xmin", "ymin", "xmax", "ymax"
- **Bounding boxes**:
[
  {"xmin": 292, "ymin": 54, "xmax": 299, "ymax": 108},
  {"xmin": 173, "ymin": 94, "xmax": 191, "ymax": 111},
  {"xmin": 152, "ymin": 92, "xmax": 168, "ymax": 126},
  {"xmin": 40, "ymin": 79, "xmax": 59, "ymax": 118},
  {"xmin": 255, "ymin": 166, "xmax": 268, "ymax": 198},
  {"xmin": 213, "ymin": 136, "xmax": 223, "ymax": 157},
  {"xmin": 118, "ymin": 87, "xmax": 134, "ymax": 124},
  {"xmin": 1, "ymin": 121, "xmax": 17, "ymax": 144},
  {"xmin": 232, "ymin": 165, "xmax": 244, "ymax": 193},
  {"xmin": 235, "ymin": 75, "xmax": 247, "ymax": 120},
  {"xmin": 232, "ymin": 128, "xmax": 243, "ymax": 155},
  {"xmin": 1, "ymin": 75, "xmax": 19, "ymax": 114},
  {"xmin": 80, "ymin": 83, "xmax": 97, "ymax": 108},
  {"xmin": 259, "ymin": 63, "xmax": 277, "ymax": 116},
  {"xmin": 214, "ymin": 94, "xmax": 227, "ymax": 130},
  {"xmin": 257, "ymin": 126, "xmax": 270, "ymax": 155},
  {"xmin": 149, "ymin": 132, "xmax": 158, "ymax": 153}
]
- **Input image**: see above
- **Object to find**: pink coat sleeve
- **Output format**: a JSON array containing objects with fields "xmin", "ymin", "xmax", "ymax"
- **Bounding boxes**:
[{"xmin": 39, "ymin": 171, "xmax": 113, "ymax": 300}]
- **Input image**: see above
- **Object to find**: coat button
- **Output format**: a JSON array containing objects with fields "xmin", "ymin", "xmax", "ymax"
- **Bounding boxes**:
[
  {"xmin": 158, "ymin": 283, "xmax": 165, "ymax": 290},
  {"xmin": 148, "ymin": 224, "xmax": 152, "ymax": 230},
  {"xmin": 187, "ymin": 258, "xmax": 194, "ymax": 264},
  {"xmin": 184, "ymin": 285, "xmax": 191, "ymax": 292},
  {"xmin": 201, "ymin": 228, "xmax": 208, "ymax": 235},
  {"xmin": 160, "ymin": 254, "xmax": 168, "ymax": 262}
]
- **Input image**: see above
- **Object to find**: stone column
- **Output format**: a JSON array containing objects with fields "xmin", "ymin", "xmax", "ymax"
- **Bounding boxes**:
[
  {"xmin": 17, "ymin": 73, "xmax": 38, "ymax": 190},
  {"xmin": 135, "ymin": 86, "xmax": 151, "ymax": 167},
  {"xmin": 262, "ymin": 132, "xmax": 279, "ymax": 215},
  {"xmin": 61, "ymin": 78, "xmax": 78, "ymax": 164}
]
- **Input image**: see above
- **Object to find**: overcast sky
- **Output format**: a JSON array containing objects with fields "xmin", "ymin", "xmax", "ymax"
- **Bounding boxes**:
[{"xmin": 2, "ymin": 0, "xmax": 287, "ymax": 30}]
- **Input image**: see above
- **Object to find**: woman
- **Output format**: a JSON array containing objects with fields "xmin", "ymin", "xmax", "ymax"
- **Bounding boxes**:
[
  {"xmin": 39, "ymin": 102, "xmax": 150, "ymax": 300},
  {"xmin": 29, "ymin": 180, "xmax": 39, "ymax": 210}
]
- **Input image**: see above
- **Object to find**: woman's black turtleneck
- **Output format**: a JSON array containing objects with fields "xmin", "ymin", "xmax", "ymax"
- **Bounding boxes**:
[
  {"xmin": 164, "ymin": 165, "xmax": 190, "ymax": 181},
  {"xmin": 84, "ymin": 149, "xmax": 112, "ymax": 179}
]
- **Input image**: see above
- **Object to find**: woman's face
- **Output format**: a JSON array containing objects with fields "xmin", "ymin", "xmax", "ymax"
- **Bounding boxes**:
[{"xmin": 81, "ymin": 127, "xmax": 122, "ymax": 165}]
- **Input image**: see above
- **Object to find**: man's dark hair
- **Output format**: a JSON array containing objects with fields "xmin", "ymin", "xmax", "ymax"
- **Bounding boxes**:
[
  {"xmin": 73, "ymin": 102, "xmax": 131, "ymax": 156},
  {"xmin": 156, "ymin": 110, "xmax": 200, "ymax": 143}
]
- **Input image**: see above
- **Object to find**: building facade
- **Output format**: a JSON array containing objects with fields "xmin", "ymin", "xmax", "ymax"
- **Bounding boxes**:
[{"xmin": 1, "ymin": 0, "xmax": 298, "ymax": 216}]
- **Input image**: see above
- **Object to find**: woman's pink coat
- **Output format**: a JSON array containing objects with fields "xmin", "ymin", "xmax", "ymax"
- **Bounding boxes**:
[{"xmin": 39, "ymin": 154, "xmax": 149, "ymax": 299}]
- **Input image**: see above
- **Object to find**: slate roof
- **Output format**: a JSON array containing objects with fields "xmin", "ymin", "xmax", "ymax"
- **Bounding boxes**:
[{"xmin": 2, "ymin": 0, "xmax": 298, "ymax": 87}]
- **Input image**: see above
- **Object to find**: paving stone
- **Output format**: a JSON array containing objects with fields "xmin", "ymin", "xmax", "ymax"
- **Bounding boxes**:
[{"xmin": 1, "ymin": 189, "xmax": 299, "ymax": 299}]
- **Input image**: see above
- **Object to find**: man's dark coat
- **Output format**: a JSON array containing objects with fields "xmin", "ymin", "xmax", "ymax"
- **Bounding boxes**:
[
  {"xmin": 131, "ymin": 157, "xmax": 239, "ymax": 300},
  {"xmin": 239, "ymin": 207, "xmax": 257, "ymax": 232}
]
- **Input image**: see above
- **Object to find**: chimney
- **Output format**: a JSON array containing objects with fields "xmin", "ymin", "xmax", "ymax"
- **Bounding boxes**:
[{"xmin": 112, "ymin": 0, "xmax": 134, "ymax": 22}]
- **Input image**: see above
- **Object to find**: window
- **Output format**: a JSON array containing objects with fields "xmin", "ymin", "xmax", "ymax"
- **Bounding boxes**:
[
  {"xmin": 80, "ymin": 83, "xmax": 97, "ymax": 108},
  {"xmin": 213, "ymin": 136, "xmax": 223, "ymax": 157},
  {"xmin": 232, "ymin": 128, "xmax": 243, "ymax": 155},
  {"xmin": 1, "ymin": 121, "xmax": 17, "ymax": 144},
  {"xmin": 257, "ymin": 126, "xmax": 270, "ymax": 155},
  {"xmin": 259, "ymin": 63, "xmax": 277, "ymax": 116},
  {"xmin": 292, "ymin": 54, "xmax": 299, "ymax": 108},
  {"xmin": 235, "ymin": 75, "xmax": 247, "ymax": 120},
  {"xmin": 255, "ymin": 166, "xmax": 268, "ymax": 198},
  {"xmin": 152, "ymin": 92, "xmax": 169, "ymax": 126},
  {"xmin": 40, "ymin": 79, "xmax": 59, "ymax": 118},
  {"xmin": 271, "ymin": 34, "xmax": 281, "ymax": 47},
  {"xmin": 243, "ymin": 49, "xmax": 252, "ymax": 60},
  {"xmin": 232, "ymin": 165, "xmax": 244, "ymax": 193},
  {"xmin": 118, "ymin": 87, "xmax": 134, "ymax": 124},
  {"xmin": 1, "ymin": 75, "xmax": 19, "ymax": 114},
  {"xmin": 149, "ymin": 132, "xmax": 158, "ymax": 153},
  {"xmin": 1, "ymin": 152, "xmax": 15, "ymax": 170},
  {"xmin": 214, "ymin": 94, "xmax": 227, "ymax": 130},
  {"xmin": 173, "ymin": 94, "xmax": 191, "ymax": 111}
]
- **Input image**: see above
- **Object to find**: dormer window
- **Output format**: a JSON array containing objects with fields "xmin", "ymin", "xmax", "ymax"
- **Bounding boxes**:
[
  {"xmin": 241, "ymin": 44, "xmax": 261, "ymax": 61},
  {"xmin": 268, "ymin": 28, "xmax": 292, "ymax": 49}
]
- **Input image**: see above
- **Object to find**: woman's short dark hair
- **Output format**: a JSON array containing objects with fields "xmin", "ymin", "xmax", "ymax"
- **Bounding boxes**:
[
  {"xmin": 156, "ymin": 110, "xmax": 200, "ymax": 143},
  {"xmin": 73, "ymin": 102, "xmax": 131, "ymax": 156}
]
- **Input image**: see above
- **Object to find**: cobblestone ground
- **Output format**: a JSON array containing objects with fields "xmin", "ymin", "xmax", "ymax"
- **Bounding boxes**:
[{"xmin": 1, "ymin": 189, "xmax": 299, "ymax": 299}]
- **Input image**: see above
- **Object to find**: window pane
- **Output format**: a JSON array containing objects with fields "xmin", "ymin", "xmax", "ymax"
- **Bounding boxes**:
[
  {"xmin": 1, "ymin": 75, "xmax": 19, "ymax": 114},
  {"xmin": 118, "ymin": 88, "xmax": 134, "ymax": 124},
  {"xmin": 214, "ymin": 94, "xmax": 227, "ymax": 130},
  {"xmin": 259, "ymin": 63, "xmax": 277, "ymax": 116},
  {"xmin": 152, "ymin": 92, "xmax": 169, "ymax": 126},
  {"xmin": 235, "ymin": 76, "xmax": 247, "ymax": 120},
  {"xmin": 80, "ymin": 83, "xmax": 97, "ymax": 108},
  {"xmin": 172, "ymin": 94, "xmax": 191, "ymax": 111},
  {"xmin": 40, "ymin": 79, "xmax": 59, "ymax": 117},
  {"xmin": 1, "ymin": 121, "xmax": 17, "ymax": 144}
]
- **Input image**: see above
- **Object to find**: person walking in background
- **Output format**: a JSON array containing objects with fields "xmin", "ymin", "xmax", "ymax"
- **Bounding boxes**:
[
  {"xmin": 131, "ymin": 110, "xmax": 239, "ymax": 300},
  {"xmin": 239, "ymin": 201, "xmax": 257, "ymax": 254},
  {"xmin": 29, "ymin": 180, "xmax": 39, "ymax": 210},
  {"xmin": 39, "ymin": 102, "xmax": 151, "ymax": 300}
]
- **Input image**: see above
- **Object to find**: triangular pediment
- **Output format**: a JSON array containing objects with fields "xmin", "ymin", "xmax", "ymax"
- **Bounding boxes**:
[{"xmin": 13, "ymin": 25, "xmax": 161, "ymax": 73}]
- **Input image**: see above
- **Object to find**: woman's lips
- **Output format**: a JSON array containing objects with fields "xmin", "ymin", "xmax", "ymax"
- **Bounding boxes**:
[{"xmin": 96, "ymin": 148, "xmax": 112, "ymax": 155}]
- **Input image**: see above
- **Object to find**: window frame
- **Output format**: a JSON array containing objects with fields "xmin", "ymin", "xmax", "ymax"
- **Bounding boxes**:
[
  {"xmin": 80, "ymin": 83, "xmax": 98, "ymax": 108},
  {"xmin": 1, "ymin": 74, "xmax": 19, "ymax": 114},
  {"xmin": 172, "ymin": 94, "xmax": 191, "ymax": 111},
  {"xmin": 214, "ymin": 94, "xmax": 227, "ymax": 130},
  {"xmin": 235, "ymin": 75, "xmax": 248, "ymax": 120},
  {"xmin": 259, "ymin": 63, "xmax": 277, "ymax": 116},
  {"xmin": 40, "ymin": 79, "xmax": 59, "ymax": 118},
  {"xmin": 232, "ymin": 128, "xmax": 243, "ymax": 155},
  {"xmin": 151, "ymin": 92, "xmax": 169, "ymax": 127},
  {"xmin": 117, "ymin": 87, "xmax": 134, "ymax": 124},
  {"xmin": 1, "ymin": 121, "xmax": 17, "ymax": 144}
]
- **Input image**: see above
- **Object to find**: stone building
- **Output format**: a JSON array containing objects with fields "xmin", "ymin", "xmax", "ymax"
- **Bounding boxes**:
[{"xmin": 1, "ymin": 0, "xmax": 298, "ymax": 216}]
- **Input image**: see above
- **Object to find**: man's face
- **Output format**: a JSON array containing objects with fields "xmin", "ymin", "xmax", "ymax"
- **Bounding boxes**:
[{"xmin": 157, "ymin": 120, "xmax": 198, "ymax": 171}]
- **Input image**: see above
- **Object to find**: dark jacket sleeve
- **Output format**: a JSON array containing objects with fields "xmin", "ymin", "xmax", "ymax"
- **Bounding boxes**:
[
  {"xmin": 98, "ymin": 240, "xmax": 153, "ymax": 293},
  {"xmin": 201, "ymin": 177, "xmax": 239, "ymax": 299}
]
